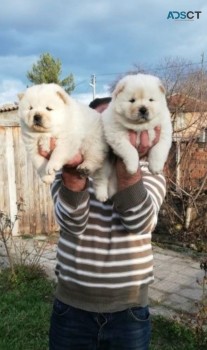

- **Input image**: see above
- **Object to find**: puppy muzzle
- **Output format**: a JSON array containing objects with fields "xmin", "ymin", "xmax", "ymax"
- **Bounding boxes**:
[
  {"xmin": 137, "ymin": 106, "xmax": 149, "ymax": 121},
  {"xmin": 33, "ymin": 114, "xmax": 43, "ymax": 127}
]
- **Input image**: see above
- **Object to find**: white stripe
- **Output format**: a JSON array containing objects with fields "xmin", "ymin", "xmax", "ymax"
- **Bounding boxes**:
[
  {"xmin": 59, "ymin": 236, "xmax": 151, "ymax": 255},
  {"xmin": 90, "ymin": 199, "xmax": 113, "ymax": 210},
  {"xmin": 89, "ymin": 212, "xmax": 120, "ymax": 222},
  {"xmin": 144, "ymin": 188, "xmax": 159, "ymax": 212},
  {"xmin": 146, "ymin": 183, "xmax": 163, "ymax": 206},
  {"xmin": 122, "ymin": 196, "xmax": 152, "ymax": 220},
  {"xmin": 51, "ymin": 183, "xmax": 61, "ymax": 202},
  {"xmin": 58, "ymin": 222, "xmax": 87, "ymax": 236},
  {"xmin": 54, "ymin": 207, "xmax": 88, "ymax": 235},
  {"xmin": 85, "ymin": 224, "xmax": 124, "ymax": 232},
  {"xmin": 54, "ymin": 218, "xmax": 86, "ymax": 236},
  {"xmin": 118, "ymin": 193, "xmax": 150, "ymax": 214},
  {"xmin": 124, "ymin": 215, "xmax": 154, "ymax": 231},
  {"xmin": 57, "ymin": 201, "xmax": 89, "ymax": 220},
  {"xmin": 82, "ymin": 232, "xmax": 151, "ymax": 243},
  {"xmin": 143, "ymin": 176, "xmax": 165, "ymax": 200},
  {"xmin": 123, "ymin": 203, "xmax": 154, "ymax": 226},
  {"xmin": 58, "ymin": 273, "xmax": 154, "ymax": 288},
  {"xmin": 55, "ymin": 210, "xmax": 88, "ymax": 230},
  {"xmin": 56, "ymin": 204, "xmax": 89, "ymax": 228},
  {"xmin": 57, "ymin": 249, "xmax": 153, "ymax": 267},
  {"xmin": 58, "ymin": 262, "xmax": 153, "ymax": 278},
  {"xmin": 57, "ymin": 197, "xmax": 89, "ymax": 214}
]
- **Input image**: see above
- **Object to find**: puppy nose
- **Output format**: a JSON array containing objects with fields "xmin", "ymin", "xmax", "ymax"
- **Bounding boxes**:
[
  {"xmin": 33, "ymin": 114, "xmax": 42, "ymax": 125},
  {"xmin": 139, "ymin": 106, "xmax": 148, "ymax": 115}
]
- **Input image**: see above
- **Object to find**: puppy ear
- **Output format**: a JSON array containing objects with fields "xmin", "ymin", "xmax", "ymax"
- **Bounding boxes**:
[
  {"xmin": 18, "ymin": 92, "xmax": 24, "ymax": 101},
  {"xmin": 157, "ymin": 77, "xmax": 166, "ymax": 95},
  {"xmin": 56, "ymin": 89, "xmax": 69, "ymax": 104},
  {"xmin": 159, "ymin": 83, "xmax": 166, "ymax": 95},
  {"xmin": 113, "ymin": 82, "xmax": 125, "ymax": 98}
]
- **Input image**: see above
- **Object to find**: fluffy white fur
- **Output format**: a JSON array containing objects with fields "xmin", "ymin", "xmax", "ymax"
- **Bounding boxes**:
[
  {"xmin": 18, "ymin": 83, "xmax": 108, "ymax": 199},
  {"xmin": 100, "ymin": 73, "xmax": 172, "ymax": 200}
]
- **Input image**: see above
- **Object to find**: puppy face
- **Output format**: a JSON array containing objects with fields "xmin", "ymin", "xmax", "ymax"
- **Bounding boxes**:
[
  {"xmin": 18, "ymin": 83, "xmax": 70, "ymax": 132},
  {"xmin": 112, "ymin": 74, "xmax": 167, "ymax": 127}
]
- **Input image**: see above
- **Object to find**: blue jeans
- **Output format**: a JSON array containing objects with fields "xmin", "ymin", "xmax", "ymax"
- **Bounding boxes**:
[{"xmin": 49, "ymin": 298, "xmax": 151, "ymax": 350}]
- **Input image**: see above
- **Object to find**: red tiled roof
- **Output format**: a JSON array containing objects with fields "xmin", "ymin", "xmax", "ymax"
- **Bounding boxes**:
[{"xmin": 167, "ymin": 93, "xmax": 207, "ymax": 113}]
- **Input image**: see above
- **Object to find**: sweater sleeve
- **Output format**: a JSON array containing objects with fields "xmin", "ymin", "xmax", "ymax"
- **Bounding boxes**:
[
  {"xmin": 113, "ymin": 169, "xmax": 166, "ymax": 234},
  {"xmin": 50, "ymin": 171, "xmax": 90, "ymax": 236}
]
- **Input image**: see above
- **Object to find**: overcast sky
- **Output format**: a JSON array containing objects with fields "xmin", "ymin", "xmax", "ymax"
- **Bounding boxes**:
[{"xmin": 0, "ymin": 0, "xmax": 207, "ymax": 105}]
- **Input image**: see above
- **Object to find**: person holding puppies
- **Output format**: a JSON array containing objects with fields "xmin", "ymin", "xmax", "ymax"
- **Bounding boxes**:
[{"xmin": 40, "ymin": 97, "xmax": 165, "ymax": 350}]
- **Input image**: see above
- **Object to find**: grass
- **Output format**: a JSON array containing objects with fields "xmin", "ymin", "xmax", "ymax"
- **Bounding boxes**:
[
  {"xmin": 150, "ymin": 315, "xmax": 207, "ymax": 350},
  {"xmin": 0, "ymin": 264, "xmax": 54, "ymax": 350},
  {"xmin": 0, "ymin": 265, "xmax": 206, "ymax": 350}
]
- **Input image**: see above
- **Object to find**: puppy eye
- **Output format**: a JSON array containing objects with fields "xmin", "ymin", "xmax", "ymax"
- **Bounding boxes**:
[
  {"xmin": 46, "ymin": 106, "xmax": 53, "ymax": 111},
  {"xmin": 149, "ymin": 98, "xmax": 154, "ymax": 102},
  {"xmin": 29, "ymin": 106, "xmax": 33, "ymax": 110},
  {"xmin": 129, "ymin": 98, "xmax": 135, "ymax": 103}
]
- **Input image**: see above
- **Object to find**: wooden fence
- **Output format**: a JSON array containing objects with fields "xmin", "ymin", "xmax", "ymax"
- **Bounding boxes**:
[{"xmin": 0, "ymin": 107, "xmax": 58, "ymax": 236}]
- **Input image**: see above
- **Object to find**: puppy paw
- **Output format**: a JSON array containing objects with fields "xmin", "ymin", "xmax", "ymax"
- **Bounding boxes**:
[
  {"xmin": 124, "ymin": 160, "xmax": 139, "ymax": 174},
  {"xmin": 124, "ymin": 153, "xmax": 139, "ymax": 174},
  {"xmin": 41, "ymin": 173, "xmax": 55, "ymax": 184},
  {"xmin": 149, "ymin": 168, "xmax": 163, "ymax": 175},
  {"xmin": 126, "ymin": 165, "xmax": 138, "ymax": 174},
  {"xmin": 46, "ymin": 162, "xmax": 62, "ymax": 175},
  {"xmin": 148, "ymin": 160, "xmax": 164, "ymax": 174},
  {"xmin": 95, "ymin": 188, "xmax": 109, "ymax": 202},
  {"xmin": 38, "ymin": 137, "xmax": 51, "ymax": 153},
  {"xmin": 77, "ymin": 165, "xmax": 90, "ymax": 178}
]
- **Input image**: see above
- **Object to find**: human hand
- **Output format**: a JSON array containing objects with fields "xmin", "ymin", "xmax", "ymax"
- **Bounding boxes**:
[
  {"xmin": 38, "ymin": 138, "xmax": 56, "ymax": 160},
  {"xmin": 129, "ymin": 126, "xmax": 161, "ymax": 157},
  {"xmin": 39, "ymin": 138, "xmax": 83, "ymax": 167},
  {"xmin": 39, "ymin": 138, "xmax": 86, "ymax": 191},
  {"xmin": 116, "ymin": 127, "xmax": 161, "ymax": 191}
]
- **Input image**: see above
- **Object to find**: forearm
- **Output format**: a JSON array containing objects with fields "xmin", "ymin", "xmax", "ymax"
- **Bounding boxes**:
[
  {"xmin": 113, "ymin": 177, "xmax": 155, "ymax": 233},
  {"xmin": 114, "ymin": 167, "xmax": 166, "ymax": 234},
  {"xmin": 114, "ymin": 159, "xmax": 155, "ymax": 233},
  {"xmin": 51, "ymin": 170, "xmax": 90, "ymax": 236}
]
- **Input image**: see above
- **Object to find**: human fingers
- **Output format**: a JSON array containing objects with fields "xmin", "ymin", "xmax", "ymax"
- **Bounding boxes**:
[
  {"xmin": 138, "ymin": 127, "xmax": 161, "ymax": 157},
  {"xmin": 151, "ymin": 126, "xmax": 161, "ymax": 146},
  {"xmin": 64, "ymin": 153, "xmax": 84, "ymax": 168},
  {"xmin": 50, "ymin": 138, "xmax": 56, "ymax": 150},
  {"xmin": 138, "ymin": 130, "xmax": 150, "ymax": 156},
  {"xmin": 128, "ymin": 130, "xmax": 137, "ymax": 147},
  {"xmin": 39, "ymin": 138, "xmax": 56, "ymax": 159}
]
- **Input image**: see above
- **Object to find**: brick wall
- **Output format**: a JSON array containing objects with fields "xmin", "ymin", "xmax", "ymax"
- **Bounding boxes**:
[{"xmin": 166, "ymin": 141, "xmax": 207, "ymax": 190}]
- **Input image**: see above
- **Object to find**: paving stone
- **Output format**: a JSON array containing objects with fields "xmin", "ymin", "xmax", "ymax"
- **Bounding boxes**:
[
  {"xmin": 150, "ymin": 305, "xmax": 178, "ymax": 318},
  {"xmin": 153, "ymin": 252, "xmax": 172, "ymax": 261},
  {"xmin": 152, "ymin": 280, "xmax": 179, "ymax": 293},
  {"xmin": 178, "ymin": 287, "xmax": 203, "ymax": 301},
  {"xmin": 180, "ymin": 266, "xmax": 203, "ymax": 278},
  {"xmin": 148, "ymin": 287, "xmax": 167, "ymax": 303},
  {"xmin": 163, "ymin": 295, "xmax": 199, "ymax": 313},
  {"xmin": 162, "ymin": 272, "xmax": 196, "ymax": 286}
]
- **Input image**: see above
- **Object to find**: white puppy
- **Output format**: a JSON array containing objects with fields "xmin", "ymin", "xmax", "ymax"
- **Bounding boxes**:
[
  {"xmin": 18, "ymin": 83, "xmax": 108, "ymax": 195},
  {"xmin": 103, "ymin": 73, "xmax": 172, "ymax": 174},
  {"xmin": 99, "ymin": 73, "xmax": 172, "ymax": 200}
]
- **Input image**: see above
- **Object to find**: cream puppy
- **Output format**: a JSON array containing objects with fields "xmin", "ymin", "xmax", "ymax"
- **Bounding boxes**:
[
  {"xmin": 18, "ymin": 83, "xmax": 108, "ymax": 193},
  {"xmin": 99, "ymin": 73, "xmax": 172, "ymax": 200}
]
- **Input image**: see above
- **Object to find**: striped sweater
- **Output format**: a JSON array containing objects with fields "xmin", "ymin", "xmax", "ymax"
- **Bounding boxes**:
[{"xmin": 51, "ymin": 166, "xmax": 166, "ymax": 312}]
